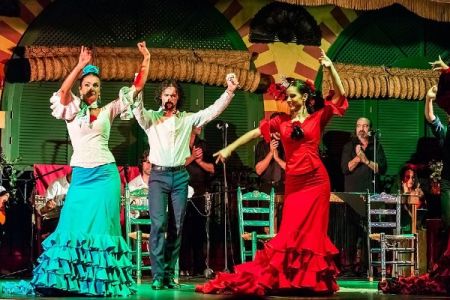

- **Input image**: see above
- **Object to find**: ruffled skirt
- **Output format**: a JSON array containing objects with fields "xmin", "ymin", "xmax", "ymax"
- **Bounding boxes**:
[
  {"xmin": 196, "ymin": 164, "xmax": 339, "ymax": 295},
  {"xmin": 2, "ymin": 163, "xmax": 136, "ymax": 296}
]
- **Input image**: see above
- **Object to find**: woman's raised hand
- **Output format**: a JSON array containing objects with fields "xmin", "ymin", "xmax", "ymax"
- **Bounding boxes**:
[
  {"xmin": 426, "ymin": 85, "xmax": 437, "ymax": 102},
  {"xmin": 78, "ymin": 46, "xmax": 92, "ymax": 68},
  {"xmin": 137, "ymin": 41, "xmax": 150, "ymax": 59},
  {"xmin": 429, "ymin": 55, "xmax": 449, "ymax": 71},
  {"xmin": 318, "ymin": 48, "xmax": 332, "ymax": 68},
  {"xmin": 225, "ymin": 73, "xmax": 239, "ymax": 93}
]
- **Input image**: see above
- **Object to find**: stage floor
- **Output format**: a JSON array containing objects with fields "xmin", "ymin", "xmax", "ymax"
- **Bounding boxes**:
[{"xmin": 0, "ymin": 277, "xmax": 448, "ymax": 299}]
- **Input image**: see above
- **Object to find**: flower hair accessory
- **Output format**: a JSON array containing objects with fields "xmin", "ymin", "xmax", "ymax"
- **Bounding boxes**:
[
  {"xmin": 290, "ymin": 121, "xmax": 304, "ymax": 140},
  {"xmin": 267, "ymin": 76, "xmax": 292, "ymax": 101},
  {"xmin": 82, "ymin": 64, "xmax": 100, "ymax": 77},
  {"xmin": 305, "ymin": 79, "xmax": 315, "ymax": 93}
]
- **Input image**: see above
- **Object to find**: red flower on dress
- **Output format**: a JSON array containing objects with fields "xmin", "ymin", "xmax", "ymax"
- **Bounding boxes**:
[{"xmin": 290, "ymin": 121, "xmax": 304, "ymax": 140}]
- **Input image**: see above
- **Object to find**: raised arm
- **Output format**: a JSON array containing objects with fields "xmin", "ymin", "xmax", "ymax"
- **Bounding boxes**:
[
  {"xmin": 214, "ymin": 128, "xmax": 261, "ymax": 164},
  {"xmin": 429, "ymin": 55, "xmax": 449, "ymax": 72},
  {"xmin": 190, "ymin": 73, "xmax": 239, "ymax": 128},
  {"xmin": 133, "ymin": 41, "xmax": 150, "ymax": 97},
  {"xmin": 425, "ymin": 85, "xmax": 437, "ymax": 123},
  {"xmin": 59, "ymin": 46, "xmax": 92, "ymax": 105},
  {"xmin": 319, "ymin": 49, "xmax": 346, "ymax": 104}
]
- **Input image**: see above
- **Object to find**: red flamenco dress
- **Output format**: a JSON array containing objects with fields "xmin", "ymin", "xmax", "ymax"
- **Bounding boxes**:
[{"xmin": 196, "ymin": 96, "xmax": 348, "ymax": 295}]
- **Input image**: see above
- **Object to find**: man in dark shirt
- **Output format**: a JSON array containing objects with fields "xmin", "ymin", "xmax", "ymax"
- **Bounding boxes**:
[
  {"xmin": 341, "ymin": 117, "xmax": 387, "ymax": 193},
  {"xmin": 255, "ymin": 136, "xmax": 285, "ymax": 195},
  {"xmin": 255, "ymin": 113, "xmax": 286, "ymax": 231},
  {"xmin": 255, "ymin": 112, "xmax": 286, "ymax": 195},
  {"xmin": 180, "ymin": 126, "xmax": 214, "ymax": 277},
  {"xmin": 340, "ymin": 117, "xmax": 387, "ymax": 275}
]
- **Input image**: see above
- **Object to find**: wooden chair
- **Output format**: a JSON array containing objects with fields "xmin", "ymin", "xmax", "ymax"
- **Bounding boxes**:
[
  {"xmin": 367, "ymin": 192, "xmax": 419, "ymax": 281},
  {"xmin": 124, "ymin": 187, "xmax": 151, "ymax": 284},
  {"xmin": 237, "ymin": 187, "xmax": 275, "ymax": 262}
]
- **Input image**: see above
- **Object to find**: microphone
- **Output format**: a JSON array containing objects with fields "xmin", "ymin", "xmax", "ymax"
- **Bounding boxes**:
[
  {"xmin": 216, "ymin": 121, "xmax": 229, "ymax": 130},
  {"xmin": 368, "ymin": 129, "xmax": 380, "ymax": 137}
]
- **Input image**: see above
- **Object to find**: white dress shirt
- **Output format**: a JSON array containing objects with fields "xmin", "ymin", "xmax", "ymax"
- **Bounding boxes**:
[
  {"xmin": 36, "ymin": 176, "xmax": 70, "ymax": 219},
  {"xmin": 127, "ymin": 175, "xmax": 148, "ymax": 218},
  {"xmin": 44, "ymin": 176, "xmax": 70, "ymax": 206},
  {"xmin": 50, "ymin": 86, "xmax": 139, "ymax": 168},
  {"xmin": 128, "ymin": 174, "xmax": 148, "ymax": 192},
  {"xmin": 133, "ymin": 91, "xmax": 234, "ymax": 167}
]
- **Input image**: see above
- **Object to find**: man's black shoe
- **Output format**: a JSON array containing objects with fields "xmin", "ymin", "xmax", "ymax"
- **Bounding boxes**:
[
  {"xmin": 151, "ymin": 279, "xmax": 164, "ymax": 290},
  {"xmin": 164, "ymin": 278, "xmax": 180, "ymax": 289}
]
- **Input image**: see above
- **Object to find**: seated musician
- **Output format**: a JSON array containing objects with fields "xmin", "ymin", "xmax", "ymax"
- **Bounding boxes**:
[
  {"xmin": 37, "ymin": 170, "xmax": 71, "ymax": 236},
  {"xmin": 128, "ymin": 150, "xmax": 151, "ymax": 219},
  {"xmin": 395, "ymin": 164, "xmax": 425, "ymax": 233}
]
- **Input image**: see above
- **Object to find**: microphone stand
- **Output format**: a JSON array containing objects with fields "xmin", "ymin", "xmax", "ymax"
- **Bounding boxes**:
[
  {"xmin": 372, "ymin": 131, "xmax": 378, "ymax": 193},
  {"xmin": 203, "ymin": 192, "xmax": 215, "ymax": 279},
  {"xmin": 218, "ymin": 123, "xmax": 231, "ymax": 272}
]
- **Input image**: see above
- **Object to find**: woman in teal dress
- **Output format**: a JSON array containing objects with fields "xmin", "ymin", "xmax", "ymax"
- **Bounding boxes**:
[{"xmin": 3, "ymin": 42, "xmax": 150, "ymax": 296}]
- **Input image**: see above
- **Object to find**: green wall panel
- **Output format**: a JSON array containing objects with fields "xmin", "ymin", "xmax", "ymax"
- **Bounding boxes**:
[
  {"xmin": 1, "ymin": 0, "xmax": 261, "ymax": 170},
  {"xmin": 324, "ymin": 4, "xmax": 450, "ymax": 185}
]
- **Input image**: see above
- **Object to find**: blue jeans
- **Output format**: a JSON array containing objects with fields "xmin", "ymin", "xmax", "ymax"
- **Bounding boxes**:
[{"xmin": 148, "ymin": 168, "xmax": 189, "ymax": 280}]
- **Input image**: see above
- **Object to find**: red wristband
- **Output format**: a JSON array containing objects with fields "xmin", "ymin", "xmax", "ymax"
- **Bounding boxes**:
[{"xmin": 133, "ymin": 69, "xmax": 145, "ymax": 89}]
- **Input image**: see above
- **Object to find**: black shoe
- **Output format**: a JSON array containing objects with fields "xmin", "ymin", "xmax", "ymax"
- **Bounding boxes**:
[
  {"xmin": 152, "ymin": 279, "xmax": 164, "ymax": 290},
  {"xmin": 164, "ymin": 278, "xmax": 180, "ymax": 289}
]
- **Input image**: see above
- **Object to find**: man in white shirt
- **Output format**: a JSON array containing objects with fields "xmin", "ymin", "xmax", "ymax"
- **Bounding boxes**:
[
  {"xmin": 129, "ymin": 150, "xmax": 151, "ymax": 193},
  {"xmin": 38, "ymin": 171, "xmax": 71, "ymax": 235},
  {"xmin": 133, "ymin": 74, "xmax": 238, "ymax": 290}
]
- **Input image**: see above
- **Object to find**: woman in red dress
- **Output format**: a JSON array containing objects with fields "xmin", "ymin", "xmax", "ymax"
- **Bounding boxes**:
[{"xmin": 196, "ymin": 50, "xmax": 347, "ymax": 296}]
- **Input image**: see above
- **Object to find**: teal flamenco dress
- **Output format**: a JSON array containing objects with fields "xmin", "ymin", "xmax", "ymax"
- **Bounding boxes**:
[{"xmin": 2, "ymin": 164, "xmax": 136, "ymax": 296}]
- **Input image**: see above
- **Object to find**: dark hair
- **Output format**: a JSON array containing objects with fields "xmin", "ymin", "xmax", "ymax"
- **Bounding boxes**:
[
  {"xmin": 0, "ymin": 190, "xmax": 9, "ymax": 197},
  {"xmin": 269, "ymin": 112, "xmax": 281, "ymax": 119},
  {"xmin": 138, "ymin": 150, "xmax": 150, "ymax": 174},
  {"xmin": 154, "ymin": 79, "xmax": 184, "ymax": 109},
  {"xmin": 399, "ymin": 164, "xmax": 419, "ymax": 190},
  {"xmin": 292, "ymin": 80, "xmax": 324, "ymax": 113},
  {"xmin": 79, "ymin": 72, "xmax": 101, "ymax": 87}
]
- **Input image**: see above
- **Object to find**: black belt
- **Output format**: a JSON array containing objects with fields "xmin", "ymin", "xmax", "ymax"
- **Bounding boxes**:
[{"xmin": 152, "ymin": 164, "xmax": 185, "ymax": 172}]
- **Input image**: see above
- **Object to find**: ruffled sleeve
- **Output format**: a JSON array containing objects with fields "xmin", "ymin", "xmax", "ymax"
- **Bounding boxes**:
[
  {"xmin": 320, "ymin": 94, "xmax": 348, "ymax": 128},
  {"xmin": 108, "ymin": 85, "xmax": 142, "ymax": 120},
  {"xmin": 50, "ymin": 91, "xmax": 81, "ymax": 121},
  {"xmin": 259, "ymin": 119, "xmax": 271, "ymax": 143},
  {"xmin": 258, "ymin": 114, "xmax": 283, "ymax": 143}
]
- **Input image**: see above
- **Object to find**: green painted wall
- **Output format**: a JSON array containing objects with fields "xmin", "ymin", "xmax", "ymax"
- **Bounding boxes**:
[{"xmin": 1, "ymin": 0, "xmax": 263, "ymax": 170}]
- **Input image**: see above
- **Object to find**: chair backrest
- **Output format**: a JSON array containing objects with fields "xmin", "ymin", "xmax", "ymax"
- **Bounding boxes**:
[
  {"xmin": 237, "ymin": 187, "xmax": 275, "ymax": 261},
  {"xmin": 124, "ymin": 185, "xmax": 151, "ymax": 247},
  {"xmin": 367, "ymin": 192, "xmax": 401, "ymax": 236}
]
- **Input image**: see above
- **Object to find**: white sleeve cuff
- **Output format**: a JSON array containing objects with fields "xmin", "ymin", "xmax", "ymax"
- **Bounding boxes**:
[{"xmin": 50, "ymin": 90, "xmax": 80, "ymax": 120}]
